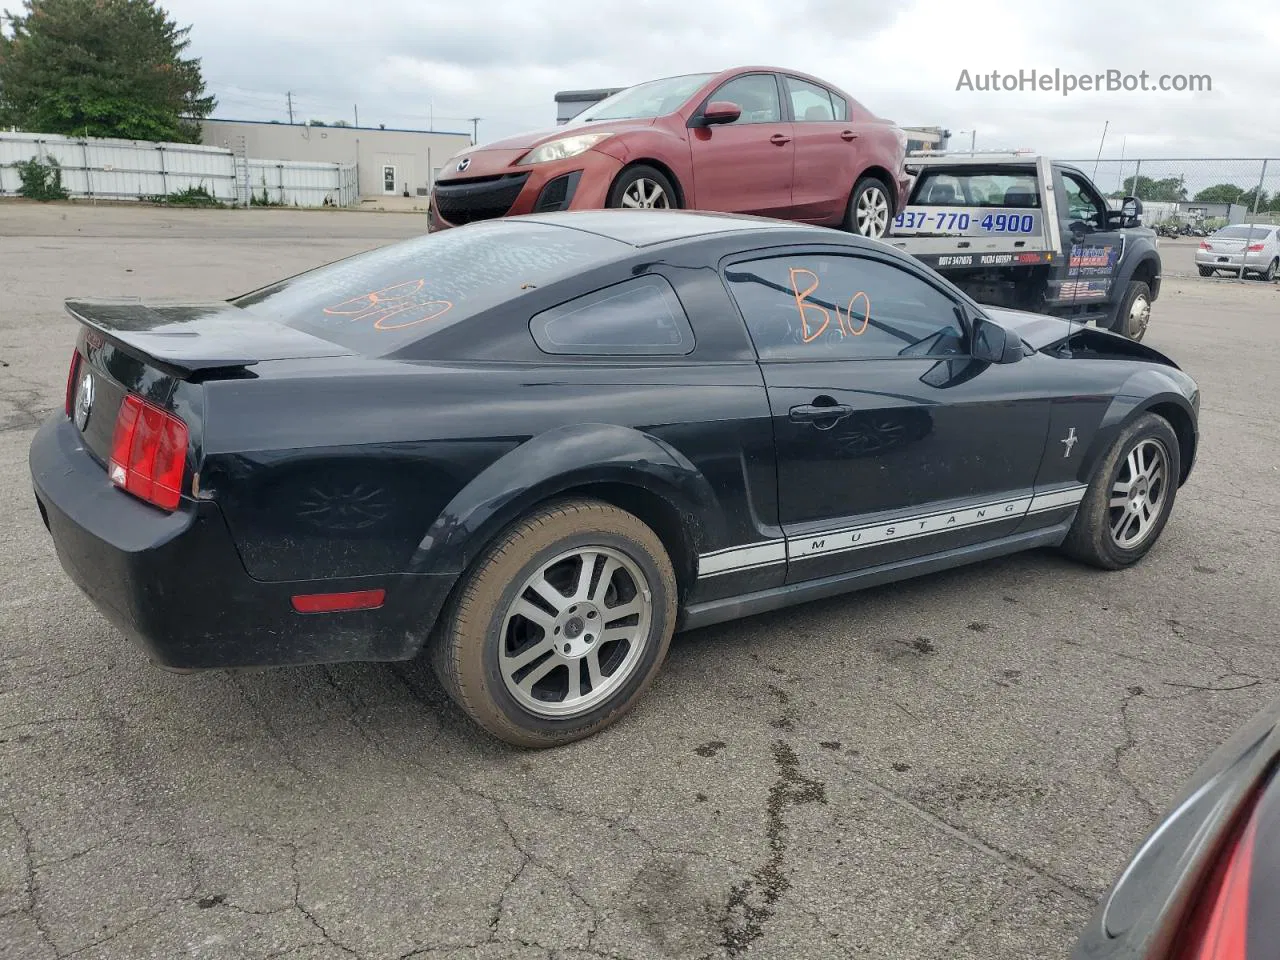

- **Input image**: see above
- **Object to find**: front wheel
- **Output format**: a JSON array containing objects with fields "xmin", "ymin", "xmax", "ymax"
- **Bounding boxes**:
[
  {"xmin": 606, "ymin": 165, "xmax": 677, "ymax": 210},
  {"xmin": 430, "ymin": 499, "xmax": 678, "ymax": 747},
  {"xmin": 1262, "ymin": 258, "xmax": 1278, "ymax": 282},
  {"xmin": 845, "ymin": 176, "xmax": 894, "ymax": 238},
  {"xmin": 1112, "ymin": 280, "xmax": 1152, "ymax": 341},
  {"xmin": 1061, "ymin": 413, "xmax": 1180, "ymax": 570}
]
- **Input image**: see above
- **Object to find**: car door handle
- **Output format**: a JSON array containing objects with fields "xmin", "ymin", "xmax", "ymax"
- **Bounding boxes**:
[
  {"xmin": 840, "ymin": 130, "xmax": 859, "ymax": 141},
  {"xmin": 789, "ymin": 402, "xmax": 854, "ymax": 426},
  {"xmin": 770, "ymin": 134, "xmax": 792, "ymax": 145}
]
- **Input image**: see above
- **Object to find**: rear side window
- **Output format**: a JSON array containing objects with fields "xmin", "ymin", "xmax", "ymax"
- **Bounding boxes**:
[
  {"xmin": 830, "ymin": 92, "xmax": 849, "ymax": 122},
  {"xmin": 786, "ymin": 77, "xmax": 836, "ymax": 122},
  {"xmin": 232, "ymin": 221, "xmax": 623, "ymax": 356},
  {"xmin": 530, "ymin": 275, "xmax": 695, "ymax": 356}
]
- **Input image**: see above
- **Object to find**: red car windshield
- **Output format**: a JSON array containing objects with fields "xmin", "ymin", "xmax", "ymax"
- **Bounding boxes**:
[{"xmin": 573, "ymin": 73, "xmax": 715, "ymax": 123}]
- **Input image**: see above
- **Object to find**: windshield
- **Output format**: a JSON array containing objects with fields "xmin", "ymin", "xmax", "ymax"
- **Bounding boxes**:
[
  {"xmin": 1213, "ymin": 225, "xmax": 1271, "ymax": 240},
  {"xmin": 232, "ymin": 221, "xmax": 625, "ymax": 355},
  {"xmin": 571, "ymin": 73, "xmax": 715, "ymax": 123}
]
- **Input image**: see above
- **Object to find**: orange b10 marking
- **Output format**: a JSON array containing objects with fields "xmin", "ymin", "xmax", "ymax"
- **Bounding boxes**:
[
  {"xmin": 323, "ymin": 280, "xmax": 453, "ymax": 331},
  {"xmin": 788, "ymin": 268, "xmax": 870, "ymax": 343}
]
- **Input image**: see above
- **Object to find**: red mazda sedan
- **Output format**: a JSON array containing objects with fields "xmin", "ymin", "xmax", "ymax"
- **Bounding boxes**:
[{"xmin": 428, "ymin": 66, "xmax": 909, "ymax": 238}]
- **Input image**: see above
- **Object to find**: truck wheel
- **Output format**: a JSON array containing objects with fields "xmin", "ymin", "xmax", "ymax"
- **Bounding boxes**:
[
  {"xmin": 1061, "ymin": 413, "xmax": 1180, "ymax": 570},
  {"xmin": 845, "ymin": 176, "xmax": 893, "ymax": 238},
  {"xmin": 1112, "ymin": 280, "xmax": 1152, "ymax": 341},
  {"xmin": 430, "ymin": 499, "xmax": 678, "ymax": 748},
  {"xmin": 606, "ymin": 165, "xmax": 677, "ymax": 210},
  {"xmin": 1197, "ymin": 266, "xmax": 1215, "ymax": 278}
]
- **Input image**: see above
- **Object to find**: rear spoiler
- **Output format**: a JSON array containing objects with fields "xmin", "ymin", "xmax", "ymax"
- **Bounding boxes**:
[{"xmin": 65, "ymin": 298, "xmax": 350, "ymax": 378}]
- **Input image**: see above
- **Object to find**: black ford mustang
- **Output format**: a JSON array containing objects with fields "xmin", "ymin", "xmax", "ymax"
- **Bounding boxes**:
[{"xmin": 29, "ymin": 210, "xmax": 1200, "ymax": 746}]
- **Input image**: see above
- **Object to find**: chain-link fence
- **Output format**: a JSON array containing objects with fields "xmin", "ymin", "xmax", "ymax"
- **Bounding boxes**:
[{"xmin": 1064, "ymin": 157, "xmax": 1280, "ymax": 228}]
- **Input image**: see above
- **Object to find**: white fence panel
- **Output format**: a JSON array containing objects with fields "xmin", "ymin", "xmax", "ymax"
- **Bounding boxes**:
[
  {"xmin": 1, "ymin": 131, "xmax": 356, "ymax": 207},
  {"xmin": 245, "ymin": 159, "xmax": 353, "ymax": 207}
]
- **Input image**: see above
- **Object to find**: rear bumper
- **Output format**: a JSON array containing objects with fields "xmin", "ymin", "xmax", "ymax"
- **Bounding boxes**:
[
  {"xmin": 428, "ymin": 149, "xmax": 623, "ymax": 231},
  {"xmin": 1195, "ymin": 249, "xmax": 1276, "ymax": 271},
  {"xmin": 30, "ymin": 416, "xmax": 454, "ymax": 670}
]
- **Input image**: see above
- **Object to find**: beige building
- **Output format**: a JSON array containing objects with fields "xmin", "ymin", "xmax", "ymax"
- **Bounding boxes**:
[{"xmin": 200, "ymin": 118, "xmax": 473, "ymax": 200}]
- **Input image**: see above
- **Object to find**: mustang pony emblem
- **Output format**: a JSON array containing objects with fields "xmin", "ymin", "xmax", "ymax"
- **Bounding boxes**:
[{"xmin": 1062, "ymin": 427, "xmax": 1079, "ymax": 457}]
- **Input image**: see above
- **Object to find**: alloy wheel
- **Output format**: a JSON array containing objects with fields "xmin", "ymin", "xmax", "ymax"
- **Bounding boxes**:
[
  {"xmin": 856, "ymin": 185, "xmax": 890, "ymax": 238},
  {"xmin": 499, "ymin": 546, "xmax": 653, "ymax": 718},
  {"xmin": 620, "ymin": 179, "xmax": 671, "ymax": 209},
  {"xmin": 1109, "ymin": 438, "xmax": 1169, "ymax": 549}
]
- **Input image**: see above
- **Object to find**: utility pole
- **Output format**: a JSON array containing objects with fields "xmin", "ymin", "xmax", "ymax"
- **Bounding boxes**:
[
  {"xmin": 287, "ymin": 91, "xmax": 294, "ymax": 125},
  {"xmin": 469, "ymin": 117, "xmax": 481, "ymax": 144},
  {"xmin": 354, "ymin": 104, "xmax": 359, "ymax": 128}
]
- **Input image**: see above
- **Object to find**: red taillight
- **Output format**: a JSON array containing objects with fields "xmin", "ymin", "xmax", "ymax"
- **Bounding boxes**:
[
  {"xmin": 1200, "ymin": 241, "xmax": 1211, "ymax": 250},
  {"xmin": 65, "ymin": 350, "xmax": 80, "ymax": 417},
  {"xmin": 1246, "ymin": 243, "xmax": 1265, "ymax": 252},
  {"xmin": 290, "ymin": 590, "xmax": 386, "ymax": 614},
  {"xmin": 108, "ymin": 394, "xmax": 189, "ymax": 511},
  {"xmin": 1172, "ymin": 789, "xmax": 1264, "ymax": 960}
]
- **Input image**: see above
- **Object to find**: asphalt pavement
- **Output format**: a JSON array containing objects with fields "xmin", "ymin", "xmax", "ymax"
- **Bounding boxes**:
[{"xmin": 2, "ymin": 203, "xmax": 1279, "ymax": 960}]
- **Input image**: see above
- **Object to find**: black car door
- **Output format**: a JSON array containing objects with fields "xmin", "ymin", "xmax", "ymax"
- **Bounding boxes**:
[
  {"xmin": 722, "ymin": 247, "xmax": 1054, "ymax": 584},
  {"xmin": 1051, "ymin": 168, "xmax": 1126, "ymax": 309}
]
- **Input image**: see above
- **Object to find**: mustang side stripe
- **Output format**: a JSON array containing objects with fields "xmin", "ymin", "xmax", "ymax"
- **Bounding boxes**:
[
  {"xmin": 697, "ymin": 485, "xmax": 1088, "ymax": 578},
  {"xmin": 697, "ymin": 540, "xmax": 788, "ymax": 576}
]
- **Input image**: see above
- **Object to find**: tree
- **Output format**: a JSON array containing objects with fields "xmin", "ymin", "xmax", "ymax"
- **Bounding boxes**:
[
  {"xmin": 0, "ymin": 0, "xmax": 215, "ymax": 142},
  {"xmin": 1117, "ymin": 174, "xmax": 1187, "ymax": 202},
  {"xmin": 1195, "ymin": 183, "xmax": 1246, "ymax": 203},
  {"xmin": 1237, "ymin": 187, "xmax": 1270, "ymax": 213}
]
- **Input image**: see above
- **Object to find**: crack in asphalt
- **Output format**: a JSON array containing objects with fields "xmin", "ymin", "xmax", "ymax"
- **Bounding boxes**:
[
  {"xmin": 6, "ymin": 811, "xmax": 57, "ymax": 955},
  {"xmin": 718, "ymin": 741, "xmax": 827, "ymax": 957},
  {"xmin": 1110, "ymin": 684, "xmax": 1160, "ymax": 823},
  {"xmin": 839, "ymin": 763, "xmax": 1098, "ymax": 906},
  {"xmin": 285, "ymin": 841, "xmax": 365, "ymax": 959}
]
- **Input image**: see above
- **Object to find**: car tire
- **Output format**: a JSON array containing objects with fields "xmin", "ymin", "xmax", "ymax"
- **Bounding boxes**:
[
  {"xmin": 845, "ymin": 176, "xmax": 894, "ymax": 238},
  {"xmin": 1197, "ymin": 265, "xmax": 1215, "ymax": 277},
  {"xmin": 430, "ymin": 498, "xmax": 678, "ymax": 748},
  {"xmin": 606, "ymin": 165, "xmax": 678, "ymax": 210},
  {"xmin": 1263, "ymin": 258, "xmax": 1278, "ymax": 282},
  {"xmin": 1111, "ymin": 279, "xmax": 1152, "ymax": 341},
  {"xmin": 1061, "ymin": 412, "xmax": 1180, "ymax": 571}
]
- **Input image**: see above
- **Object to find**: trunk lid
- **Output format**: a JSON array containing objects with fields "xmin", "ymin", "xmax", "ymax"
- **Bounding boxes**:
[
  {"xmin": 65, "ymin": 299, "xmax": 352, "ymax": 479},
  {"xmin": 66, "ymin": 299, "xmax": 353, "ymax": 377}
]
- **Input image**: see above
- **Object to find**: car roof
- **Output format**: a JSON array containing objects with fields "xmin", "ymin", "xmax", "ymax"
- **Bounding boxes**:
[{"xmin": 512, "ymin": 209, "xmax": 832, "ymax": 247}]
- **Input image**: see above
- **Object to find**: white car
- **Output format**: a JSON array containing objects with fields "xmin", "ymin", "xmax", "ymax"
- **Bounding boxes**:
[{"xmin": 1196, "ymin": 223, "xmax": 1280, "ymax": 281}]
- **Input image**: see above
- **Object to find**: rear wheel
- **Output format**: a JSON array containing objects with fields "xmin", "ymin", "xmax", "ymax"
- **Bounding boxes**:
[
  {"xmin": 1061, "ymin": 413, "xmax": 1180, "ymax": 570},
  {"xmin": 1197, "ymin": 265, "xmax": 1215, "ymax": 277},
  {"xmin": 845, "ymin": 176, "xmax": 893, "ymax": 238},
  {"xmin": 606, "ymin": 165, "xmax": 677, "ymax": 210},
  {"xmin": 430, "ymin": 499, "xmax": 678, "ymax": 748}
]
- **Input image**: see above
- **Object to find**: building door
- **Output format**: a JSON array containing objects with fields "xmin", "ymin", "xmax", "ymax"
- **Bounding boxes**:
[{"xmin": 382, "ymin": 165, "xmax": 397, "ymax": 195}]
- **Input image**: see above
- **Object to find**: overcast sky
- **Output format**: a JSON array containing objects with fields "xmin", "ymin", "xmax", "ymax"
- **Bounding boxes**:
[{"xmin": 164, "ymin": 0, "xmax": 1276, "ymax": 162}]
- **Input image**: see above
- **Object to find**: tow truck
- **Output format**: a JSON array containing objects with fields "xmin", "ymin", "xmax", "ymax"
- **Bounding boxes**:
[{"xmin": 885, "ymin": 152, "xmax": 1161, "ymax": 340}]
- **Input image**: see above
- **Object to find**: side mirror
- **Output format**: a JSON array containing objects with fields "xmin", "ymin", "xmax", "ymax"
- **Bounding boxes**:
[
  {"xmin": 696, "ymin": 101, "xmax": 742, "ymax": 126},
  {"xmin": 1122, "ymin": 196, "xmax": 1143, "ymax": 219},
  {"xmin": 971, "ymin": 316, "xmax": 1025, "ymax": 364}
]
